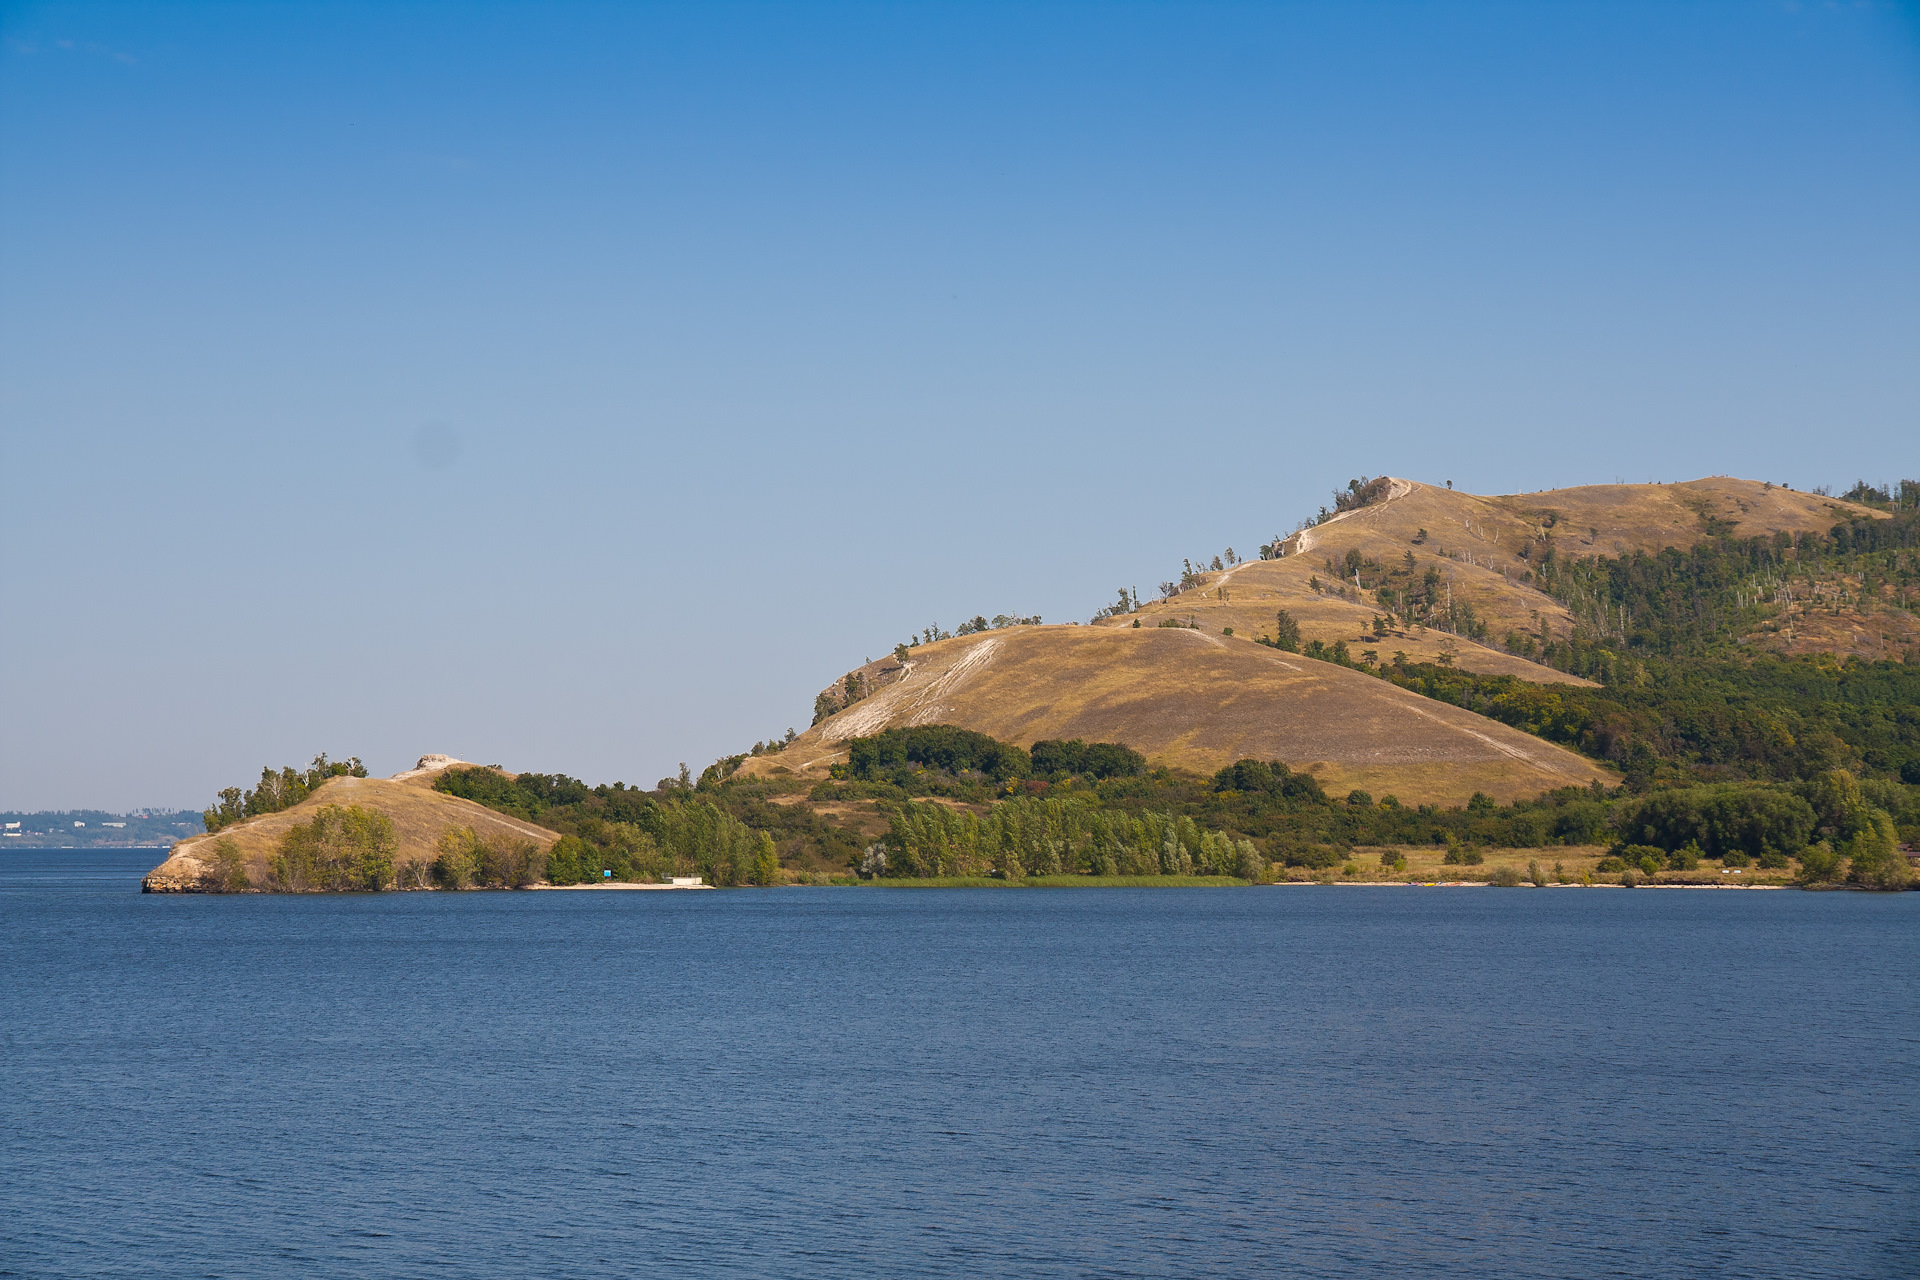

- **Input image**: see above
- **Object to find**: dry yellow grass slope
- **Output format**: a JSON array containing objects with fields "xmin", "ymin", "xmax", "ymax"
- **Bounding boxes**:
[
  {"xmin": 739, "ymin": 625, "xmax": 1613, "ymax": 806},
  {"xmin": 1098, "ymin": 476, "xmax": 1881, "ymax": 675},
  {"xmin": 141, "ymin": 760, "xmax": 558, "ymax": 891}
]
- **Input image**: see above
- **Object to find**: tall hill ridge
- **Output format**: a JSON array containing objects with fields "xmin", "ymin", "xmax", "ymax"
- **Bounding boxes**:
[
  {"xmin": 1106, "ymin": 476, "xmax": 1887, "ymax": 672},
  {"xmin": 742, "ymin": 475, "xmax": 1898, "ymax": 802}
]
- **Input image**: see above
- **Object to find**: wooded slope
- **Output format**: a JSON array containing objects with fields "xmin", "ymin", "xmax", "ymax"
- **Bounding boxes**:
[{"xmin": 1099, "ymin": 476, "xmax": 1881, "ymax": 674}]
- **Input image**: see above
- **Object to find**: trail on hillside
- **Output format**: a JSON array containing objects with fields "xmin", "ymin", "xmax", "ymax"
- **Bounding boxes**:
[{"xmin": 1287, "ymin": 477, "xmax": 1414, "ymax": 558}]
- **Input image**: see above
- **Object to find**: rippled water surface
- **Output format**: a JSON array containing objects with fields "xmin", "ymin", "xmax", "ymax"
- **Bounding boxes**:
[{"xmin": 4, "ymin": 848, "xmax": 1916, "ymax": 1278}]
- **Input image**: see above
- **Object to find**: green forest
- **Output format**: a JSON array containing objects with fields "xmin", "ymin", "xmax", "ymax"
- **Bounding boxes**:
[{"xmin": 432, "ymin": 767, "xmax": 778, "ymax": 886}]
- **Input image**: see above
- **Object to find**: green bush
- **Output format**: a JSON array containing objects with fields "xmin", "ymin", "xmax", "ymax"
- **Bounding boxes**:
[
  {"xmin": 1668, "ymin": 843, "xmax": 1702, "ymax": 871},
  {"xmin": 201, "ymin": 837, "xmax": 250, "ymax": 893},
  {"xmin": 752, "ymin": 831, "xmax": 780, "ymax": 885},
  {"xmin": 1489, "ymin": 865, "xmax": 1525, "ymax": 887},
  {"xmin": 1844, "ymin": 810, "xmax": 1913, "ymax": 890},
  {"xmin": 432, "ymin": 826, "xmax": 546, "ymax": 889},
  {"xmin": 1796, "ymin": 842, "xmax": 1843, "ymax": 885},
  {"xmin": 271, "ymin": 805, "xmax": 397, "ymax": 892},
  {"xmin": 1210, "ymin": 759, "xmax": 1331, "ymax": 805},
  {"xmin": 1029, "ymin": 739, "xmax": 1147, "ymax": 780}
]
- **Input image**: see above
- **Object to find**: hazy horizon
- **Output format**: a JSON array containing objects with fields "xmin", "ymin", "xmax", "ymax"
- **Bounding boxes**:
[{"xmin": 4, "ymin": 2, "xmax": 1917, "ymax": 810}]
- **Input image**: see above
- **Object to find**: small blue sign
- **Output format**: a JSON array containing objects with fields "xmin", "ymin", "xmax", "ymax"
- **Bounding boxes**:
[{"xmin": 603, "ymin": 869, "xmax": 612, "ymax": 878}]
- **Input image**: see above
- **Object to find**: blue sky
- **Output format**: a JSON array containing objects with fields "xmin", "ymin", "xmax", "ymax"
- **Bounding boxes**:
[{"xmin": 3, "ymin": 1, "xmax": 1917, "ymax": 809}]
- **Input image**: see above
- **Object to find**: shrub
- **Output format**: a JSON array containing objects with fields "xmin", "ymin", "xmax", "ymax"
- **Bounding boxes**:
[
  {"xmin": 1347, "ymin": 790, "xmax": 1374, "ymax": 808},
  {"xmin": 1844, "ymin": 810, "xmax": 1913, "ymax": 891},
  {"xmin": 1281, "ymin": 842, "xmax": 1344, "ymax": 870},
  {"xmin": 1668, "ymin": 843, "xmax": 1702, "ymax": 871},
  {"xmin": 1210, "ymin": 759, "xmax": 1330, "ymax": 804},
  {"xmin": 271, "ymin": 805, "xmax": 397, "ymax": 892},
  {"xmin": 1527, "ymin": 858, "xmax": 1549, "ymax": 887},
  {"xmin": 1721, "ymin": 849, "xmax": 1752, "ymax": 869},
  {"xmin": 432, "ymin": 826, "xmax": 546, "ymax": 889},
  {"xmin": 752, "ymin": 831, "xmax": 780, "ymax": 886},
  {"xmin": 200, "ymin": 837, "xmax": 250, "ymax": 893},
  {"xmin": 1619, "ymin": 867, "xmax": 1640, "ymax": 887},
  {"xmin": 1595, "ymin": 857, "xmax": 1626, "ymax": 873},
  {"xmin": 1029, "ymin": 739, "xmax": 1147, "ymax": 780},
  {"xmin": 1755, "ymin": 850, "xmax": 1789, "ymax": 870},
  {"xmin": 1637, "ymin": 853, "xmax": 1662, "ymax": 878},
  {"xmin": 1490, "ymin": 865, "xmax": 1525, "ymax": 887},
  {"xmin": 1796, "ymin": 842, "xmax": 1843, "ymax": 885},
  {"xmin": 547, "ymin": 834, "xmax": 615, "ymax": 885},
  {"xmin": 431, "ymin": 827, "xmax": 475, "ymax": 888}
]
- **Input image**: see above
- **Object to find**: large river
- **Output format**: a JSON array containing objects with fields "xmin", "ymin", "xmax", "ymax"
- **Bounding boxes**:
[{"xmin": 4, "ymin": 848, "xmax": 1914, "ymax": 1278}]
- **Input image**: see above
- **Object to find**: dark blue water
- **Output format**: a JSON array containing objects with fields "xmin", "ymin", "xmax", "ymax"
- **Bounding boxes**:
[{"xmin": 4, "ymin": 849, "xmax": 1916, "ymax": 1278}]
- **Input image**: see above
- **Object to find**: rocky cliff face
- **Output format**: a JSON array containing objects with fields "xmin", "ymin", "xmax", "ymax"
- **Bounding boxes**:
[{"xmin": 140, "ymin": 849, "xmax": 210, "ymax": 893}]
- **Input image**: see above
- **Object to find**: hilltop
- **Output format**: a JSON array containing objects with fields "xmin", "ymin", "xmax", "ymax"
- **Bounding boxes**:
[{"xmin": 1102, "ymin": 476, "xmax": 1891, "ymax": 672}]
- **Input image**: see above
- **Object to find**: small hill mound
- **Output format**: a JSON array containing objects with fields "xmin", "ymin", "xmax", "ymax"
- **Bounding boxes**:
[
  {"xmin": 1102, "ymin": 476, "xmax": 1886, "ymax": 673},
  {"xmin": 740, "ymin": 625, "xmax": 1612, "ymax": 805},
  {"xmin": 142, "ymin": 757, "xmax": 558, "ymax": 892}
]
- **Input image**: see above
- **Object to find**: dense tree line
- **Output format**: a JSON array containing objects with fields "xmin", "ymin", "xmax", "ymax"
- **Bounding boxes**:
[
  {"xmin": 434, "ymin": 766, "xmax": 778, "ymax": 885},
  {"xmin": 870, "ymin": 794, "xmax": 1264, "ymax": 880},
  {"xmin": 837, "ymin": 737, "xmax": 1916, "ymax": 885},
  {"xmin": 202, "ymin": 753, "xmax": 367, "ymax": 833},
  {"xmin": 837, "ymin": 726, "xmax": 1148, "ymax": 793}
]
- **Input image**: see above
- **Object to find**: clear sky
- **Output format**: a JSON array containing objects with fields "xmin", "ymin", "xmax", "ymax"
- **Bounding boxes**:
[{"xmin": 3, "ymin": 1, "xmax": 1917, "ymax": 810}]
